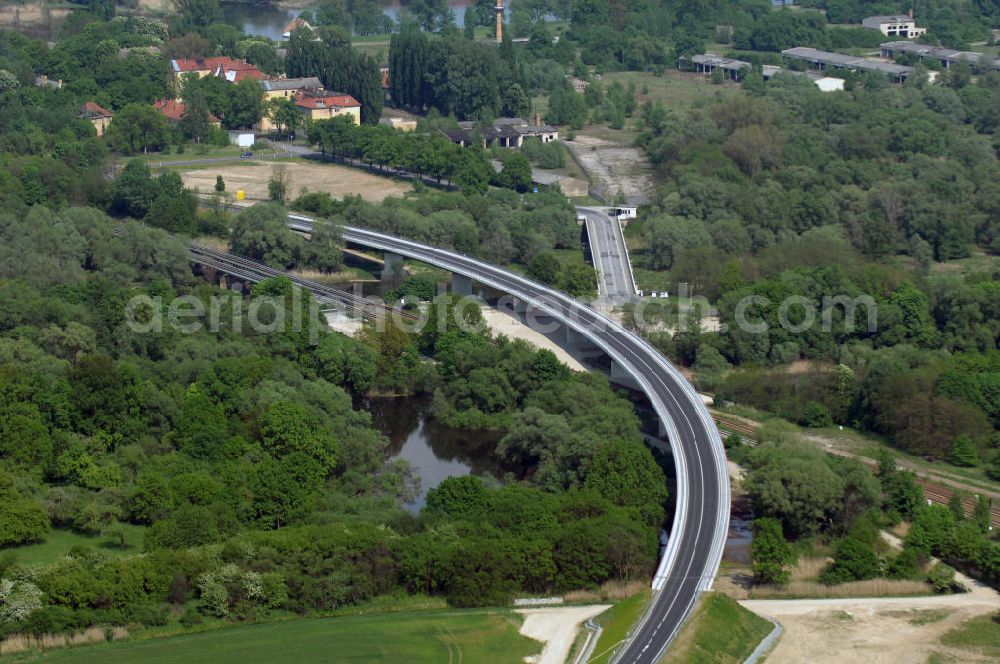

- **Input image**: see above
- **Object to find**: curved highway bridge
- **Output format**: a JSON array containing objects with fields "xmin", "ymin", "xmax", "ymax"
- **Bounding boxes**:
[
  {"xmin": 190, "ymin": 211, "xmax": 730, "ymax": 662},
  {"xmin": 279, "ymin": 216, "xmax": 730, "ymax": 664}
]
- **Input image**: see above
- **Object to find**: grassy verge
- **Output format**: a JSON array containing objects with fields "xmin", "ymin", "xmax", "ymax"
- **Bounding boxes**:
[
  {"xmin": 11, "ymin": 609, "xmax": 541, "ymax": 664},
  {"xmin": 660, "ymin": 592, "xmax": 773, "ymax": 664},
  {"xmin": 587, "ymin": 590, "xmax": 651, "ymax": 664},
  {"xmin": 939, "ymin": 612, "xmax": 1000, "ymax": 659},
  {"xmin": 3, "ymin": 525, "xmax": 147, "ymax": 566},
  {"xmin": 139, "ymin": 146, "xmax": 247, "ymax": 163}
]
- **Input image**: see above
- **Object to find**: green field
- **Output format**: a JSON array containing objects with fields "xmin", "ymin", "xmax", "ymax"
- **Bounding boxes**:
[
  {"xmin": 661, "ymin": 592, "xmax": 773, "ymax": 664},
  {"xmin": 3, "ymin": 525, "xmax": 147, "ymax": 566},
  {"xmin": 588, "ymin": 591, "xmax": 651, "ymax": 664},
  {"xmin": 13, "ymin": 610, "xmax": 541, "ymax": 664},
  {"xmin": 939, "ymin": 612, "xmax": 1000, "ymax": 659},
  {"xmin": 601, "ymin": 70, "xmax": 744, "ymax": 112}
]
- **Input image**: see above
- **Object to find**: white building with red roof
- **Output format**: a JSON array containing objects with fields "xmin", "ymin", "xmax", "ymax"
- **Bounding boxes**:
[
  {"xmin": 170, "ymin": 57, "xmax": 266, "ymax": 85},
  {"xmin": 293, "ymin": 91, "xmax": 361, "ymax": 124}
]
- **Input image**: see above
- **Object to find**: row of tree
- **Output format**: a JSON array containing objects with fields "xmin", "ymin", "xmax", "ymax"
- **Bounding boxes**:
[{"xmin": 388, "ymin": 27, "xmax": 529, "ymax": 120}]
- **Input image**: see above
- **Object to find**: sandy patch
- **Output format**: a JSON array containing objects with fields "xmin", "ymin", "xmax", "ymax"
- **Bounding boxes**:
[
  {"xmin": 136, "ymin": 0, "xmax": 172, "ymax": 12},
  {"xmin": 324, "ymin": 310, "xmax": 363, "ymax": 337},
  {"xmin": 516, "ymin": 605, "xmax": 611, "ymax": 664},
  {"xmin": 743, "ymin": 603, "xmax": 996, "ymax": 664},
  {"xmin": 481, "ymin": 308, "xmax": 586, "ymax": 372},
  {"xmin": 181, "ymin": 161, "xmax": 411, "ymax": 203}
]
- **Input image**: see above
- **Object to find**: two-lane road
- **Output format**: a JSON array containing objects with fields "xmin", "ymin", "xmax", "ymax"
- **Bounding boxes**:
[{"xmin": 577, "ymin": 206, "xmax": 636, "ymax": 302}]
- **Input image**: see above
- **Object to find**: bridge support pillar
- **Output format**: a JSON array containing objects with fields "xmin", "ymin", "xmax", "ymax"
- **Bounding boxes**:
[
  {"xmin": 218, "ymin": 273, "xmax": 227, "ymax": 290},
  {"xmin": 382, "ymin": 252, "xmax": 405, "ymax": 284},
  {"xmin": 451, "ymin": 273, "xmax": 474, "ymax": 296},
  {"xmin": 609, "ymin": 359, "xmax": 643, "ymax": 391},
  {"xmin": 564, "ymin": 325, "xmax": 590, "ymax": 347}
]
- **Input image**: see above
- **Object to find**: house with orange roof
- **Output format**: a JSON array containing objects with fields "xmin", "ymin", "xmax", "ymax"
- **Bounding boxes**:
[
  {"xmin": 152, "ymin": 99, "xmax": 221, "ymax": 127},
  {"xmin": 294, "ymin": 90, "xmax": 361, "ymax": 124},
  {"xmin": 78, "ymin": 101, "xmax": 113, "ymax": 137},
  {"xmin": 282, "ymin": 17, "xmax": 314, "ymax": 39}
]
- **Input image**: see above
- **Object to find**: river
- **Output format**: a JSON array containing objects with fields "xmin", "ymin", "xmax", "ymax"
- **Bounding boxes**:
[
  {"xmin": 223, "ymin": 2, "xmax": 505, "ymax": 42},
  {"xmin": 365, "ymin": 396, "xmax": 506, "ymax": 510}
]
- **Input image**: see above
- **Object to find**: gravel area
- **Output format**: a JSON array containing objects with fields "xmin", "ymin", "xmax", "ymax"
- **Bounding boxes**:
[
  {"xmin": 517, "ymin": 605, "xmax": 611, "ymax": 664},
  {"xmin": 564, "ymin": 135, "xmax": 654, "ymax": 204}
]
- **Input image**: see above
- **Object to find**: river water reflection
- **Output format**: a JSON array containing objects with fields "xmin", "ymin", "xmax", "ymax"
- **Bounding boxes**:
[
  {"xmin": 364, "ymin": 396, "xmax": 505, "ymax": 510},
  {"xmin": 224, "ymin": 2, "xmax": 500, "ymax": 42}
]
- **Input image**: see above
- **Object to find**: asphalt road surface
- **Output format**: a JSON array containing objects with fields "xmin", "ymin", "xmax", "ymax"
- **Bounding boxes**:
[{"xmin": 577, "ymin": 206, "xmax": 636, "ymax": 302}]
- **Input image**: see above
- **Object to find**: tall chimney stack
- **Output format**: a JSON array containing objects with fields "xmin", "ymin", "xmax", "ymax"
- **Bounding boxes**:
[
  {"xmin": 496, "ymin": 0, "xmax": 503, "ymax": 43},
  {"xmin": 909, "ymin": 7, "xmax": 914, "ymax": 18}
]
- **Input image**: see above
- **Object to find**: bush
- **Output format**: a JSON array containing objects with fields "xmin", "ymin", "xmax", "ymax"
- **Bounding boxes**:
[
  {"xmin": 724, "ymin": 432, "xmax": 743, "ymax": 449},
  {"xmin": 124, "ymin": 604, "xmax": 169, "ymax": 626},
  {"xmin": 884, "ymin": 548, "xmax": 920, "ymax": 580},
  {"xmin": 179, "ymin": 605, "xmax": 203, "ymax": 628},
  {"xmin": 0, "ymin": 579, "xmax": 43, "ymax": 625},
  {"xmin": 820, "ymin": 537, "xmax": 879, "ymax": 585},
  {"xmin": 948, "ymin": 435, "xmax": 978, "ymax": 467},
  {"xmin": 800, "ymin": 401, "xmax": 833, "ymax": 428},
  {"xmin": 927, "ymin": 563, "xmax": 959, "ymax": 593}
]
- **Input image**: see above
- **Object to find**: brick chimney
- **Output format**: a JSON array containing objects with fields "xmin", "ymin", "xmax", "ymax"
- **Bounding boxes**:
[
  {"xmin": 909, "ymin": 7, "xmax": 914, "ymax": 18},
  {"xmin": 534, "ymin": 111, "xmax": 541, "ymax": 126},
  {"xmin": 496, "ymin": 0, "xmax": 503, "ymax": 43}
]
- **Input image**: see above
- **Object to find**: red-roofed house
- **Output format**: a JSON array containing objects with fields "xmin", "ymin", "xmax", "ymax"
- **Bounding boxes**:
[
  {"xmin": 153, "ymin": 99, "xmax": 221, "ymax": 127},
  {"xmin": 294, "ymin": 91, "xmax": 361, "ymax": 124},
  {"xmin": 79, "ymin": 101, "xmax": 113, "ymax": 137},
  {"xmin": 170, "ymin": 57, "xmax": 266, "ymax": 85}
]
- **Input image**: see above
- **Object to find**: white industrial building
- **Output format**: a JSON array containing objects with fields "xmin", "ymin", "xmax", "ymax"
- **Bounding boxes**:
[{"xmin": 862, "ymin": 14, "xmax": 926, "ymax": 38}]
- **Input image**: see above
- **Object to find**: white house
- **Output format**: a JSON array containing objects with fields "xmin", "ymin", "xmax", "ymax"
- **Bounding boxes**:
[{"xmin": 862, "ymin": 14, "xmax": 926, "ymax": 38}]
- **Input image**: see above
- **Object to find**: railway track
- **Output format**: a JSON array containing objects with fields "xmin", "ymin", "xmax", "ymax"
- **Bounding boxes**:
[
  {"xmin": 713, "ymin": 416, "xmax": 759, "ymax": 446},
  {"xmin": 187, "ymin": 242, "xmax": 420, "ymax": 322}
]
